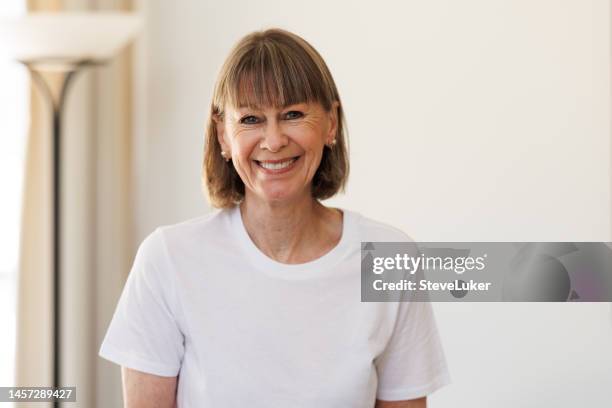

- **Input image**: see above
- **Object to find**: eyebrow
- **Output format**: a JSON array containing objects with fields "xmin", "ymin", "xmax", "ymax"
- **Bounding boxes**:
[{"xmin": 236, "ymin": 102, "xmax": 306, "ymax": 109}]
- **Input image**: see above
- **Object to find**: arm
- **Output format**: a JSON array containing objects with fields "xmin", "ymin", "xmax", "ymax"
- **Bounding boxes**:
[
  {"xmin": 121, "ymin": 367, "xmax": 178, "ymax": 408},
  {"xmin": 375, "ymin": 397, "xmax": 426, "ymax": 408}
]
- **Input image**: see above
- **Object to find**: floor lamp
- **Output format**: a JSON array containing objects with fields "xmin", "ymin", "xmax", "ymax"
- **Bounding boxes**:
[{"xmin": 0, "ymin": 12, "xmax": 142, "ymax": 406}]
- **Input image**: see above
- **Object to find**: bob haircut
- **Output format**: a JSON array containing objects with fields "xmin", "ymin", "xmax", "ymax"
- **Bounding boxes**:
[{"xmin": 203, "ymin": 28, "xmax": 349, "ymax": 208}]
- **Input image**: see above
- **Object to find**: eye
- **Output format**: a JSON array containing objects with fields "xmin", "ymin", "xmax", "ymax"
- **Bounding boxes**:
[
  {"xmin": 285, "ymin": 111, "xmax": 303, "ymax": 120},
  {"xmin": 239, "ymin": 115, "xmax": 260, "ymax": 125}
]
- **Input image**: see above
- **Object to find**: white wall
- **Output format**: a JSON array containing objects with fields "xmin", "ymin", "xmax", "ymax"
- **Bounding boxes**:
[{"xmin": 133, "ymin": 0, "xmax": 612, "ymax": 406}]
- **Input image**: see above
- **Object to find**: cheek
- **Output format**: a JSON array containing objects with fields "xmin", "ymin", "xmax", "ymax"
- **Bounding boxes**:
[
  {"xmin": 287, "ymin": 122, "xmax": 326, "ymax": 151},
  {"xmin": 292, "ymin": 134, "xmax": 326, "ymax": 180},
  {"xmin": 230, "ymin": 130, "xmax": 259, "ymax": 159}
]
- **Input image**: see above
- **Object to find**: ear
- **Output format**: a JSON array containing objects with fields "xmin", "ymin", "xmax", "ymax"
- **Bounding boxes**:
[
  {"xmin": 213, "ymin": 113, "xmax": 230, "ymax": 153},
  {"xmin": 327, "ymin": 101, "xmax": 340, "ymax": 143}
]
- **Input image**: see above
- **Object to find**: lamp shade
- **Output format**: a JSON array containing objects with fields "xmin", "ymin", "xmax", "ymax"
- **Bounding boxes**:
[{"xmin": 0, "ymin": 12, "xmax": 142, "ymax": 65}]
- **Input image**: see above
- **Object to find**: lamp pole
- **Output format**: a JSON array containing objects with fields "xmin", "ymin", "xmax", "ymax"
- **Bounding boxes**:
[
  {"xmin": 22, "ymin": 59, "xmax": 95, "ymax": 408},
  {"xmin": 1, "ymin": 13, "xmax": 141, "ymax": 408}
]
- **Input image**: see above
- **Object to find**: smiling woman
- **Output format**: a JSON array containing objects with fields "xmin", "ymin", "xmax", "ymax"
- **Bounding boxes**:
[
  {"xmin": 204, "ymin": 28, "xmax": 349, "ymax": 208},
  {"xmin": 99, "ymin": 28, "xmax": 451, "ymax": 408}
]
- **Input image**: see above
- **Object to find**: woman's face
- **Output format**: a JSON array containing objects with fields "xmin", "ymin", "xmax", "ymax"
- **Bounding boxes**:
[{"xmin": 216, "ymin": 101, "xmax": 338, "ymax": 204}]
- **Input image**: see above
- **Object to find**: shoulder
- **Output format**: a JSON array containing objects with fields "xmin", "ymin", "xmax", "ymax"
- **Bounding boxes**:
[
  {"xmin": 141, "ymin": 208, "xmax": 233, "ymax": 256},
  {"xmin": 344, "ymin": 209, "xmax": 415, "ymax": 243}
]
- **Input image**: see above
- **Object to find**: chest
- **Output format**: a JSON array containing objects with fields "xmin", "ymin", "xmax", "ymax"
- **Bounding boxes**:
[{"xmin": 175, "ymin": 267, "xmax": 396, "ymax": 406}]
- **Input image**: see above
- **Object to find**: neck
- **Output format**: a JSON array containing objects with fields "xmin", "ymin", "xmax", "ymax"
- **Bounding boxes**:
[{"xmin": 239, "ymin": 192, "xmax": 342, "ymax": 264}]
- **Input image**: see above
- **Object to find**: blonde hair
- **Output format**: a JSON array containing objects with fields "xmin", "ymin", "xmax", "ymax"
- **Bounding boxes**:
[{"xmin": 203, "ymin": 28, "xmax": 349, "ymax": 208}]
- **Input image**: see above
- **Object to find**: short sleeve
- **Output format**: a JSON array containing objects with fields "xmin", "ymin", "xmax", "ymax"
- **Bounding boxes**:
[
  {"xmin": 374, "ymin": 300, "xmax": 451, "ymax": 401},
  {"xmin": 98, "ymin": 228, "xmax": 185, "ymax": 377}
]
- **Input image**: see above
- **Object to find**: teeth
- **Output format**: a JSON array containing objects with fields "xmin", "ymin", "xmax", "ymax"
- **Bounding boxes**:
[{"xmin": 259, "ymin": 158, "xmax": 297, "ymax": 170}]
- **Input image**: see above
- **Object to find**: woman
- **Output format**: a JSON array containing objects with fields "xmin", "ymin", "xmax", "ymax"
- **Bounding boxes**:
[{"xmin": 99, "ymin": 28, "xmax": 450, "ymax": 407}]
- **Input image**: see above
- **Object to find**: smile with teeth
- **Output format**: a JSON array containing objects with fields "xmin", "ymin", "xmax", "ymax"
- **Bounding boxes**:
[{"xmin": 256, "ymin": 157, "xmax": 299, "ymax": 170}]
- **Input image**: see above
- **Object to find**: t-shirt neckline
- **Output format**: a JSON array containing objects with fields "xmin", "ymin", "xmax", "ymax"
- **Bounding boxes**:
[{"xmin": 229, "ymin": 204, "xmax": 355, "ymax": 279}]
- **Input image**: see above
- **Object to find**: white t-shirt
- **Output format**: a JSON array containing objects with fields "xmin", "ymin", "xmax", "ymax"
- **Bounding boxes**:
[{"xmin": 99, "ymin": 206, "xmax": 451, "ymax": 407}]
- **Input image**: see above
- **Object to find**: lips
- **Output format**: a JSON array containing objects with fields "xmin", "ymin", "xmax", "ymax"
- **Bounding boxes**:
[{"xmin": 254, "ymin": 156, "xmax": 301, "ymax": 172}]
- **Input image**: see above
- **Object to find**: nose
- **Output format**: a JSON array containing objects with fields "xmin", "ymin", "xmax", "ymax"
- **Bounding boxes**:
[{"xmin": 259, "ymin": 119, "xmax": 288, "ymax": 153}]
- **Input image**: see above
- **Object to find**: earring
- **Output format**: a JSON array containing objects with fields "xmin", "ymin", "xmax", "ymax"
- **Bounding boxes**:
[
  {"xmin": 327, "ymin": 139, "xmax": 337, "ymax": 148},
  {"xmin": 221, "ymin": 150, "xmax": 230, "ymax": 162}
]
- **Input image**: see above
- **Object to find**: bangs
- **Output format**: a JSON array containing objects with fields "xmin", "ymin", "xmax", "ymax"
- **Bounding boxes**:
[{"xmin": 219, "ymin": 41, "xmax": 330, "ymax": 112}]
